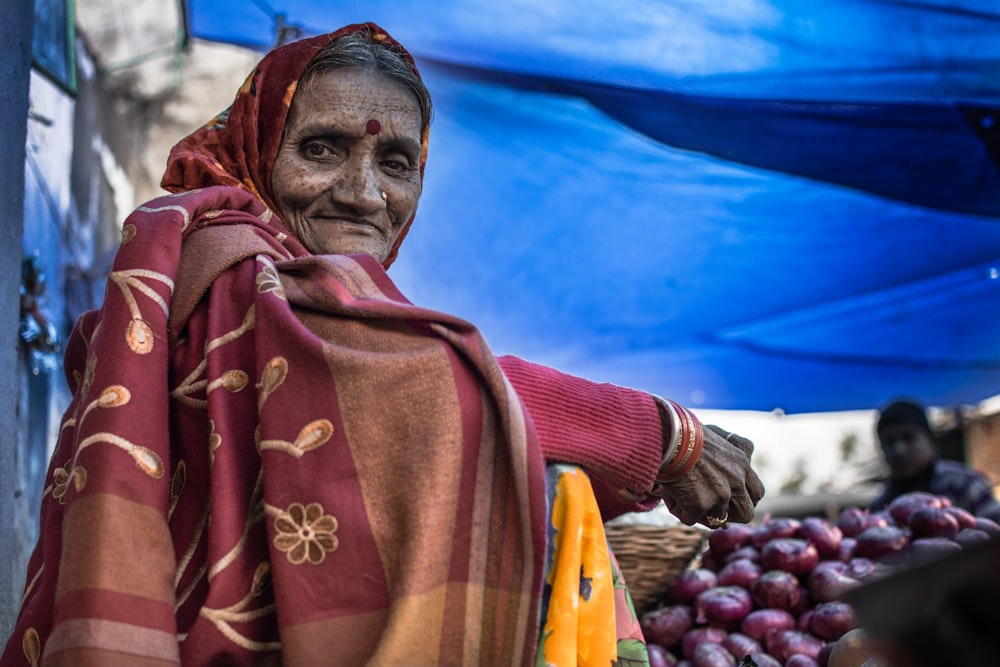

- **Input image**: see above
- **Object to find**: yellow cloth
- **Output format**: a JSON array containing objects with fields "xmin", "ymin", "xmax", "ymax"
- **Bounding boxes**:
[{"xmin": 538, "ymin": 465, "xmax": 648, "ymax": 667}]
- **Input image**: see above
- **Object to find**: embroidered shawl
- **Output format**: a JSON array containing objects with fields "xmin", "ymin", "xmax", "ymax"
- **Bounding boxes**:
[
  {"xmin": 5, "ymin": 185, "xmax": 549, "ymax": 666},
  {"xmin": 1, "ymin": 23, "xmax": 549, "ymax": 666},
  {"xmin": 1, "ymin": 22, "xmax": 670, "ymax": 667}
]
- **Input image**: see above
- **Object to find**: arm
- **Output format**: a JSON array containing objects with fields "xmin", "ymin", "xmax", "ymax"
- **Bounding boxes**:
[
  {"xmin": 498, "ymin": 355, "xmax": 765, "ymax": 524},
  {"xmin": 497, "ymin": 355, "xmax": 663, "ymax": 518}
]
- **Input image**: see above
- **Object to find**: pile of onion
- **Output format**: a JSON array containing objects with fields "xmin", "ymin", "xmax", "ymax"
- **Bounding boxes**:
[{"xmin": 640, "ymin": 492, "xmax": 999, "ymax": 667}]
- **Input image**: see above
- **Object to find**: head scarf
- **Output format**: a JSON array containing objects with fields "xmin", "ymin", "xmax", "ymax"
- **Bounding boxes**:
[{"xmin": 160, "ymin": 22, "xmax": 429, "ymax": 268}]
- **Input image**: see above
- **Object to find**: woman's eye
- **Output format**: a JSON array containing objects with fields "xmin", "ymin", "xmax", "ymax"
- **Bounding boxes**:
[
  {"xmin": 303, "ymin": 142, "xmax": 333, "ymax": 158},
  {"xmin": 382, "ymin": 156, "xmax": 412, "ymax": 173}
]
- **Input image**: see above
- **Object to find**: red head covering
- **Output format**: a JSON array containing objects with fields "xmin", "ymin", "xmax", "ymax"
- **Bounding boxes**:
[{"xmin": 160, "ymin": 22, "xmax": 429, "ymax": 268}]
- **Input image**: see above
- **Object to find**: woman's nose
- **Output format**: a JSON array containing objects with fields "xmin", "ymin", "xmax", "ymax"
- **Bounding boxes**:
[{"xmin": 333, "ymin": 158, "xmax": 384, "ymax": 210}]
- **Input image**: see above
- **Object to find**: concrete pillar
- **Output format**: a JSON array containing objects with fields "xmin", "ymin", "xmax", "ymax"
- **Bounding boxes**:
[{"xmin": 0, "ymin": 0, "xmax": 35, "ymax": 643}]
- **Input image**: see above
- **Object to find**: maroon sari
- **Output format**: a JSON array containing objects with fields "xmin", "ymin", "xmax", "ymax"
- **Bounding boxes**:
[{"xmin": 2, "ymin": 23, "xmax": 673, "ymax": 666}]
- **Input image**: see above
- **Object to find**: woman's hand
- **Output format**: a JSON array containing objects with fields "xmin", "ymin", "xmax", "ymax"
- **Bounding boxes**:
[{"xmin": 655, "ymin": 424, "xmax": 765, "ymax": 528}]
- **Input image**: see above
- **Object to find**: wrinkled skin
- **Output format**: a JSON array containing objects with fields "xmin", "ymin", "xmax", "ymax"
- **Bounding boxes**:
[
  {"xmin": 271, "ymin": 68, "xmax": 423, "ymax": 262},
  {"xmin": 656, "ymin": 425, "xmax": 765, "ymax": 527}
]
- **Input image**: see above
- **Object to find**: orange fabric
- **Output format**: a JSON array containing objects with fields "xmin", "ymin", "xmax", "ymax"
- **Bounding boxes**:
[{"xmin": 536, "ymin": 465, "xmax": 648, "ymax": 667}]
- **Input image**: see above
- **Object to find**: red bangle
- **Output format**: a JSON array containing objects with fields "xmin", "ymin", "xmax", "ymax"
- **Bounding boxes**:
[{"xmin": 655, "ymin": 400, "xmax": 704, "ymax": 483}]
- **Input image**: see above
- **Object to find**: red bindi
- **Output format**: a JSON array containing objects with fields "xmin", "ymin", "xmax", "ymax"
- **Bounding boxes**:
[{"xmin": 366, "ymin": 119, "xmax": 381, "ymax": 135}]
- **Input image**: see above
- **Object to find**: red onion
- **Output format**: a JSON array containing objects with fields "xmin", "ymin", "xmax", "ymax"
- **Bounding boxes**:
[
  {"xmin": 766, "ymin": 629, "xmax": 824, "ymax": 663},
  {"xmin": 974, "ymin": 517, "xmax": 1000, "ymax": 538},
  {"xmin": 681, "ymin": 626, "xmax": 727, "ymax": 659},
  {"xmin": 817, "ymin": 642, "xmax": 835, "ymax": 667},
  {"xmin": 701, "ymin": 549, "xmax": 726, "ymax": 572},
  {"xmin": 741, "ymin": 653, "xmax": 782, "ymax": 667},
  {"xmin": 887, "ymin": 491, "xmax": 943, "ymax": 525},
  {"xmin": 722, "ymin": 632, "xmax": 762, "ymax": 658},
  {"xmin": 691, "ymin": 642, "xmax": 735, "ymax": 667},
  {"xmin": 669, "ymin": 568, "xmax": 718, "ymax": 604},
  {"xmin": 908, "ymin": 506, "xmax": 960, "ymax": 539},
  {"xmin": 695, "ymin": 586, "xmax": 753, "ymax": 628},
  {"xmin": 699, "ymin": 548, "xmax": 723, "ymax": 573},
  {"xmin": 794, "ymin": 585, "xmax": 814, "ymax": 616},
  {"xmin": 707, "ymin": 523, "xmax": 754, "ymax": 558},
  {"xmin": 845, "ymin": 557, "xmax": 877, "ymax": 581},
  {"xmin": 760, "ymin": 538, "xmax": 819, "ymax": 575},
  {"xmin": 806, "ymin": 563, "xmax": 861, "ymax": 602},
  {"xmin": 812, "ymin": 559, "xmax": 848, "ymax": 576},
  {"xmin": 944, "ymin": 506, "xmax": 977, "ymax": 529},
  {"xmin": 808, "ymin": 601, "xmax": 857, "ymax": 640},
  {"xmin": 799, "ymin": 517, "xmax": 843, "ymax": 558},
  {"xmin": 740, "ymin": 608, "xmax": 796, "ymax": 641},
  {"xmin": 796, "ymin": 609, "xmax": 814, "ymax": 632},
  {"xmin": 725, "ymin": 546, "xmax": 761, "ymax": 564},
  {"xmin": 752, "ymin": 517, "xmax": 801, "ymax": 548},
  {"xmin": 853, "ymin": 525, "xmax": 909, "ymax": 561},
  {"xmin": 835, "ymin": 537, "xmax": 856, "ymax": 562},
  {"xmin": 647, "ymin": 643, "xmax": 678, "ymax": 667},
  {"xmin": 906, "ymin": 536, "xmax": 962, "ymax": 566},
  {"xmin": 955, "ymin": 527, "xmax": 992, "ymax": 548},
  {"xmin": 677, "ymin": 661, "xmax": 693, "ymax": 667},
  {"xmin": 717, "ymin": 558, "xmax": 762, "ymax": 589},
  {"xmin": 752, "ymin": 570, "xmax": 801, "ymax": 610},
  {"xmin": 836, "ymin": 507, "xmax": 887, "ymax": 537},
  {"xmin": 786, "ymin": 655, "xmax": 820, "ymax": 667},
  {"xmin": 641, "ymin": 604, "xmax": 695, "ymax": 647}
]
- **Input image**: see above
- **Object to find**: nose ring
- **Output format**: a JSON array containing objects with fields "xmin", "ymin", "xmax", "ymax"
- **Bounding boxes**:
[{"xmin": 380, "ymin": 191, "xmax": 388, "ymax": 202}]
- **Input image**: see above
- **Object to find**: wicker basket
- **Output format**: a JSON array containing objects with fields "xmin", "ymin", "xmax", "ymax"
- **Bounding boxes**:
[{"xmin": 605, "ymin": 523, "xmax": 707, "ymax": 616}]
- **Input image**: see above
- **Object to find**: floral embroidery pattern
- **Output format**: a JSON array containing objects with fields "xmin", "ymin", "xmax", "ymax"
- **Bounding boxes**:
[
  {"xmin": 208, "ymin": 420, "xmax": 222, "ymax": 465},
  {"xmin": 44, "ymin": 383, "xmax": 164, "ymax": 502},
  {"xmin": 258, "ymin": 357, "xmax": 287, "ymax": 405},
  {"xmin": 51, "ymin": 460, "xmax": 86, "ymax": 504},
  {"xmin": 255, "ymin": 260, "xmax": 286, "ymax": 300},
  {"xmin": 108, "ymin": 268, "xmax": 174, "ymax": 355},
  {"xmin": 269, "ymin": 502, "xmax": 339, "ymax": 565},
  {"xmin": 121, "ymin": 223, "xmax": 136, "ymax": 244},
  {"xmin": 171, "ymin": 307, "xmax": 256, "ymax": 409},
  {"xmin": 258, "ymin": 419, "xmax": 333, "ymax": 458},
  {"xmin": 135, "ymin": 203, "xmax": 194, "ymax": 233},
  {"xmin": 254, "ymin": 357, "xmax": 332, "ymax": 457},
  {"xmin": 22, "ymin": 627, "xmax": 40, "ymax": 667},
  {"xmin": 168, "ymin": 460, "xmax": 186, "ymax": 519},
  {"xmin": 199, "ymin": 562, "xmax": 280, "ymax": 652}
]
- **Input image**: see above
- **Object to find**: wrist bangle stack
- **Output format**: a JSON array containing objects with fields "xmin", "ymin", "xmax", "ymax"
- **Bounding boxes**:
[{"xmin": 653, "ymin": 397, "xmax": 704, "ymax": 484}]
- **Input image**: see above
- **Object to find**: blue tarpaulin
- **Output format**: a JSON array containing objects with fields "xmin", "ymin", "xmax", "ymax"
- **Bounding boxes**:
[{"xmin": 183, "ymin": 0, "xmax": 1000, "ymax": 413}]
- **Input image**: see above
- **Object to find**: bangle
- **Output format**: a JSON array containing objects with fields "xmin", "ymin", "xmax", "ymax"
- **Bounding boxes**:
[
  {"xmin": 654, "ymin": 399, "xmax": 704, "ymax": 484},
  {"xmin": 655, "ymin": 396, "xmax": 682, "ymax": 468}
]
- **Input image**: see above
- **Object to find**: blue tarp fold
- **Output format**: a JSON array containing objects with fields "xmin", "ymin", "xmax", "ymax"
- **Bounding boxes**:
[{"xmin": 183, "ymin": 0, "xmax": 1000, "ymax": 412}]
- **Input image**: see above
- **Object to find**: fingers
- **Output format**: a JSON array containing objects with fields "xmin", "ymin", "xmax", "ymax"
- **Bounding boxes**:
[
  {"xmin": 727, "ymin": 489, "xmax": 757, "ymax": 524},
  {"xmin": 706, "ymin": 424, "xmax": 755, "ymax": 458},
  {"xmin": 703, "ymin": 502, "xmax": 730, "ymax": 528},
  {"xmin": 747, "ymin": 470, "xmax": 766, "ymax": 505}
]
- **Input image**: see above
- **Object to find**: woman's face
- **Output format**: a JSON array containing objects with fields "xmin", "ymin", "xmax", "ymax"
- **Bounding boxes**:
[{"xmin": 271, "ymin": 68, "xmax": 423, "ymax": 261}]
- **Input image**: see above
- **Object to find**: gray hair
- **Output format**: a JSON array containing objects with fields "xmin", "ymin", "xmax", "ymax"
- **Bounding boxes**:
[{"xmin": 302, "ymin": 29, "xmax": 432, "ymax": 136}]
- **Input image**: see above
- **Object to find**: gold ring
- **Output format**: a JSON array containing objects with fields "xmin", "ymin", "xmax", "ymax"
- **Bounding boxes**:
[{"xmin": 705, "ymin": 513, "xmax": 728, "ymax": 528}]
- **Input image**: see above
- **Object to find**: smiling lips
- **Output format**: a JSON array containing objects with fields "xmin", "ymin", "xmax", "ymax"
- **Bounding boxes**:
[{"xmin": 313, "ymin": 215, "xmax": 384, "ymax": 236}]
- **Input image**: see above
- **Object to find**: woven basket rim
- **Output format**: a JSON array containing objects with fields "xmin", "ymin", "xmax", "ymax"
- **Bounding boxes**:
[{"xmin": 606, "ymin": 523, "xmax": 706, "ymax": 616}]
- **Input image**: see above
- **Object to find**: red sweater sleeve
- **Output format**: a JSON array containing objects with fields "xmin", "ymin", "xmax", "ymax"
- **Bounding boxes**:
[{"xmin": 497, "ymin": 355, "xmax": 664, "ymax": 518}]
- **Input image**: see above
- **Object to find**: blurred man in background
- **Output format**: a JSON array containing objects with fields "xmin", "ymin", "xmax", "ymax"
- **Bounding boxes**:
[{"xmin": 870, "ymin": 399, "xmax": 1000, "ymax": 522}]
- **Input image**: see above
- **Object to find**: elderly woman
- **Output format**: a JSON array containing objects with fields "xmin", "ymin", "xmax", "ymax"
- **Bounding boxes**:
[{"xmin": 2, "ymin": 23, "xmax": 763, "ymax": 667}]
